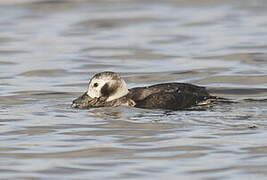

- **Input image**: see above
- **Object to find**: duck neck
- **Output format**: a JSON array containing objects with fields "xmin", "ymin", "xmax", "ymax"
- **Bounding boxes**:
[{"xmin": 106, "ymin": 79, "xmax": 129, "ymax": 102}]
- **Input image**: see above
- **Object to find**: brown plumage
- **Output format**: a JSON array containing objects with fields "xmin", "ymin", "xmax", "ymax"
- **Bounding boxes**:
[{"xmin": 72, "ymin": 72, "xmax": 217, "ymax": 110}]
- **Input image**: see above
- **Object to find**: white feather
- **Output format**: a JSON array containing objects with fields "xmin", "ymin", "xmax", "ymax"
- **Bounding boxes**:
[
  {"xmin": 87, "ymin": 73, "xmax": 129, "ymax": 102},
  {"xmin": 106, "ymin": 79, "xmax": 129, "ymax": 102}
]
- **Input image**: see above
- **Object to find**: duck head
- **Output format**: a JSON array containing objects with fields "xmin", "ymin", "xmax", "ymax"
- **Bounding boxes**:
[{"xmin": 72, "ymin": 71, "xmax": 129, "ymax": 109}]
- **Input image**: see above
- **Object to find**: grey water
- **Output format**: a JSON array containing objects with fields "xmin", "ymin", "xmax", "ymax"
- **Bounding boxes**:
[{"xmin": 1, "ymin": 0, "xmax": 267, "ymax": 179}]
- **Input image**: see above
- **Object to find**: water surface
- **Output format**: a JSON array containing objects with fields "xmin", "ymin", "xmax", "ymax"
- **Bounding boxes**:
[{"xmin": 1, "ymin": 0, "xmax": 267, "ymax": 179}]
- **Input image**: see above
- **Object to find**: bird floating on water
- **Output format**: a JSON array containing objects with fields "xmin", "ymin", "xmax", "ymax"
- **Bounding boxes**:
[{"xmin": 72, "ymin": 71, "xmax": 220, "ymax": 110}]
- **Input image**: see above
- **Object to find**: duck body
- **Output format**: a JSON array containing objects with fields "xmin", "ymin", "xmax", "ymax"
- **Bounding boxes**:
[
  {"xmin": 72, "ymin": 72, "xmax": 217, "ymax": 110},
  {"xmin": 127, "ymin": 83, "xmax": 213, "ymax": 110}
]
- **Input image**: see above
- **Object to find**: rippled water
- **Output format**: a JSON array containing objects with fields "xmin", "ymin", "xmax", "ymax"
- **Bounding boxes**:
[{"xmin": 1, "ymin": 0, "xmax": 267, "ymax": 179}]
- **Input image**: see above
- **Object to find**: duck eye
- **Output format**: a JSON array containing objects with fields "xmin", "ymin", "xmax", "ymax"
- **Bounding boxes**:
[{"xmin": 93, "ymin": 83, "xmax": 98, "ymax": 87}]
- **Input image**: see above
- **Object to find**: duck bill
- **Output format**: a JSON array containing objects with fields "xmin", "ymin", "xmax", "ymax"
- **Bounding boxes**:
[{"xmin": 72, "ymin": 92, "xmax": 97, "ymax": 109}]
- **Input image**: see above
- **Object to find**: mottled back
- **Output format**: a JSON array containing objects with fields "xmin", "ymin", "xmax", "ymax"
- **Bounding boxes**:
[{"xmin": 127, "ymin": 83, "xmax": 212, "ymax": 110}]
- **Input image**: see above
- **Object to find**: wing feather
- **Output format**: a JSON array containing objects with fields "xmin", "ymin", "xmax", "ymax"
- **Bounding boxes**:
[{"xmin": 128, "ymin": 83, "xmax": 211, "ymax": 110}]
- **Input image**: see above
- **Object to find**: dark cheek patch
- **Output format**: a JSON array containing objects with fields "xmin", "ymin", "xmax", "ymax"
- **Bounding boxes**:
[
  {"xmin": 101, "ymin": 83, "xmax": 110, "ymax": 96},
  {"xmin": 101, "ymin": 82, "xmax": 119, "ymax": 97}
]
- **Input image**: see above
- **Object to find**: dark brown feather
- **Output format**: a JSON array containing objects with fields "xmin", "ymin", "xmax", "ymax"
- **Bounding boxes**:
[{"xmin": 127, "ymin": 83, "xmax": 211, "ymax": 110}]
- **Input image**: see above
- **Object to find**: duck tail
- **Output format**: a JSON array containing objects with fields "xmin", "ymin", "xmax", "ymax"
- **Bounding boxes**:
[{"xmin": 208, "ymin": 96, "xmax": 236, "ymax": 104}]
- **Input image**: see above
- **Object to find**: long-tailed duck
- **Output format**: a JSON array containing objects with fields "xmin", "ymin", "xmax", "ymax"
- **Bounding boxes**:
[{"xmin": 72, "ymin": 71, "xmax": 219, "ymax": 110}]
